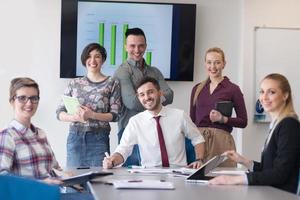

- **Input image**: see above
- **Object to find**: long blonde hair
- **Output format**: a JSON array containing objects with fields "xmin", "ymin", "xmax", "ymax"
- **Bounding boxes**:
[
  {"xmin": 193, "ymin": 47, "xmax": 226, "ymax": 105},
  {"xmin": 262, "ymin": 73, "xmax": 298, "ymax": 122}
]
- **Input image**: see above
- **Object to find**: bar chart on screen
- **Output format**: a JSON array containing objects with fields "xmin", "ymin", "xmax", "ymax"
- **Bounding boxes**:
[{"xmin": 76, "ymin": 1, "xmax": 173, "ymax": 77}]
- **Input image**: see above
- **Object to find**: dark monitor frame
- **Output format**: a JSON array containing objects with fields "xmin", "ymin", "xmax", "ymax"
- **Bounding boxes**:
[{"xmin": 60, "ymin": 0, "xmax": 196, "ymax": 81}]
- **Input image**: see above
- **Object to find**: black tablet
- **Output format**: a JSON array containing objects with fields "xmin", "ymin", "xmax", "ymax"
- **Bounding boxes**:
[
  {"xmin": 215, "ymin": 101, "xmax": 234, "ymax": 117},
  {"xmin": 61, "ymin": 171, "xmax": 113, "ymax": 186}
]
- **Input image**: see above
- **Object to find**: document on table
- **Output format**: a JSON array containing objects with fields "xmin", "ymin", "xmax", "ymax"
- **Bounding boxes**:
[
  {"xmin": 172, "ymin": 167, "xmax": 197, "ymax": 176},
  {"xmin": 128, "ymin": 168, "xmax": 173, "ymax": 174},
  {"xmin": 62, "ymin": 95, "xmax": 80, "ymax": 115},
  {"xmin": 113, "ymin": 180, "xmax": 175, "ymax": 190}
]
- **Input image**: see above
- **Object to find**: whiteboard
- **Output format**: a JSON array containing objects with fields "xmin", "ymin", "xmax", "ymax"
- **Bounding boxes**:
[{"xmin": 254, "ymin": 27, "xmax": 300, "ymax": 122}]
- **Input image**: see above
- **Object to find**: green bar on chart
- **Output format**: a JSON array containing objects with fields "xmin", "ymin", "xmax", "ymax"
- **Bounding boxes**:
[
  {"xmin": 122, "ymin": 24, "xmax": 129, "ymax": 61},
  {"xmin": 146, "ymin": 51, "xmax": 152, "ymax": 65},
  {"xmin": 110, "ymin": 24, "xmax": 116, "ymax": 65},
  {"xmin": 99, "ymin": 23, "xmax": 104, "ymax": 46}
]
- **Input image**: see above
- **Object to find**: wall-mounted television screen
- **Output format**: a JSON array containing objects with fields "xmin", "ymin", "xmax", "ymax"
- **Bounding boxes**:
[{"xmin": 60, "ymin": 0, "xmax": 196, "ymax": 81}]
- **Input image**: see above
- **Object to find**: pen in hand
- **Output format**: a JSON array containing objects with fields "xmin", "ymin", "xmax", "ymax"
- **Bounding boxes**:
[
  {"xmin": 105, "ymin": 152, "xmax": 110, "ymax": 158},
  {"xmin": 104, "ymin": 152, "xmax": 114, "ymax": 169}
]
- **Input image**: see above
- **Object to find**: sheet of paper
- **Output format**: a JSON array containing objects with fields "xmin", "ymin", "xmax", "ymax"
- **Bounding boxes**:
[
  {"xmin": 113, "ymin": 180, "xmax": 175, "ymax": 190},
  {"xmin": 62, "ymin": 95, "xmax": 80, "ymax": 115},
  {"xmin": 185, "ymin": 179, "xmax": 209, "ymax": 184},
  {"xmin": 128, "ymin": 168, "xmax": 173, "ymax": 174},
  {"xmin": 172, "ymin": 167, "xmax": 197, "ymax": 176}
]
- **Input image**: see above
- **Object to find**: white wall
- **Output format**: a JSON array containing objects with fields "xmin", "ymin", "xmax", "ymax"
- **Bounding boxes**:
[
  {"xmin": 242, "ymin": 0, "xmax": 300, "ymax": 160},
  {"xmin": 0, "ymin": 0, "xmax": 242, "ymax": 167}
]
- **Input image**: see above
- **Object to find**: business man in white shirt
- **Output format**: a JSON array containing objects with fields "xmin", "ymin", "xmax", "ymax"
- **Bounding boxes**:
[{"xmin": 103, "ymin": 77, "xmax": 205, "ymax": 169}]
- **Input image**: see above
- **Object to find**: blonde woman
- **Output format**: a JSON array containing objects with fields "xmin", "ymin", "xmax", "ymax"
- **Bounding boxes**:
[
  {"xmin": 189, "ymin": 47, "xmax": 247, "ymax": 166},
  {"xmin": 209, "ymin": 73, "xmax": 300, "ymax": 194}
]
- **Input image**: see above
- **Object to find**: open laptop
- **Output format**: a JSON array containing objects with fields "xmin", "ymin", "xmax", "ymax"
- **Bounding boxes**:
[{"xmin": 186, "ymin": 153, "xmax": 228, "ymax": 183}]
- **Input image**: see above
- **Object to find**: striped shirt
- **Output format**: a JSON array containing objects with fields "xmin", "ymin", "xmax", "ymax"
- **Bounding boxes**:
[{"xmin": 0, "ymin": 120, "xmax": 60, "ymax": 179}]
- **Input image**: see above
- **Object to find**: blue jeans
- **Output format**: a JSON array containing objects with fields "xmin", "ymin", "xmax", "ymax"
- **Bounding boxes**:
[
  {"xmin": 118, "ymin": 128, "xmax": 141, "ymax": 166},
  {"xmin": 67, "ymin": 130, "xmax": 110, "ymax": 167}
]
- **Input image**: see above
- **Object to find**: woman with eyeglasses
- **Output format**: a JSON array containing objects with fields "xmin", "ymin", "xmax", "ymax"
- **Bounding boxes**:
[
  {"xmin": 0, "ymin": 77, "xmax": 95, "ymax": 200},
  {"xmin": 0, "ymin": 77, "xmax": 61, "ymax": 184}
]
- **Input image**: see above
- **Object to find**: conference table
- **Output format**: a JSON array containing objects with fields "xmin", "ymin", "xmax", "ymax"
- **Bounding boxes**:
[{"xmin": 81, "ymin": 167, "xmax": 300, "ymax": 200}]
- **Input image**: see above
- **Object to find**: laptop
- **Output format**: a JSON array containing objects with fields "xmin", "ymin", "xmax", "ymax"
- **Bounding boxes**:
[{"xmin": 186, "ymin": 154, "xmax": 228, "ymax": 183}]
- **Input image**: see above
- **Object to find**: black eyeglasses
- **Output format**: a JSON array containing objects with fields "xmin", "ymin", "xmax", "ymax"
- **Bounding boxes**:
[{"xmin": 14, "ymin": 95, "xmax": 40, "ymax": 104}]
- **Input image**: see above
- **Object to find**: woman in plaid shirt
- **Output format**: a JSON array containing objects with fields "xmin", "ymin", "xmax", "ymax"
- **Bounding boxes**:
[{"xmin": 0, "ymin": 77, "xmax": 61, "ymax": 184}]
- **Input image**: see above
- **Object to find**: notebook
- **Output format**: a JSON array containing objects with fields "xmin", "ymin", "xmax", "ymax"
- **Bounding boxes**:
[
  {"xmin": 59, "ymin": 171, "xmax": 113, "ymax": 186},
  {"xmin": 186, "ymin": 154, "xmax": 228, "ymax": 183},
  {"xmin": 61, "ymin": 95, "xmax": 80, "ymax": 115},
  {"xmin": 215, "ymin": 101, "xmax": 234, "ymax": 117}
]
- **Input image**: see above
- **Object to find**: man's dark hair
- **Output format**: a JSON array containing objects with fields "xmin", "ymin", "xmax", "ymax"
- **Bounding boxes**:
[
  {"xmin": 125, "ymin": 28, "xmax": 147, "ymax": 43},
  {"xmin": 81, "ymin": 43, "xmax": 107, "ymax": 66},
  {"xmin": 136, "ymin": 77, "xmax": 160, "ymax": 92}
]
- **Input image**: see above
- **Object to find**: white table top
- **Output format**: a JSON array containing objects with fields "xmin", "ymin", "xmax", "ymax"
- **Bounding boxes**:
[{"xmin": 84, "ymin": 167, "xmax": 300, "ymax": 200}]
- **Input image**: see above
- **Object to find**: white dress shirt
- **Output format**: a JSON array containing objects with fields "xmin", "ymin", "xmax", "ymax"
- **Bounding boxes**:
[{"xmin": 115, "ymin": 106, "xmax": 205, "ymax": 167}]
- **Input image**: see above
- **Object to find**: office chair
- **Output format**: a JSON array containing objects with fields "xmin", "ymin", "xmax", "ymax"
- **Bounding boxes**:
[
  {"xmin": 185, "ymin": 137, "xmax": 195, "ymax": 164},
  {"xmin": 0, "ymin": 175, "xmax": 60, "ymax": 200}
]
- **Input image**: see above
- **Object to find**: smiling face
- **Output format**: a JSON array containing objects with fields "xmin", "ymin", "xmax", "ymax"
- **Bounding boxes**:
[
  {"xmin": 125, "ymin": 35, "xmax": 147, "ymax": 63},
  {"xmin": 85, "ymin": 49, "xmax": 104, "ymax": 73},
  {"xmin": 137, "ymin": 82, "xmax": 162, "ymax": 114},
  {"xmin": 259, "ymin": 78, "xmax": 288, "ymax": 116},
  {"xmin": 205, "ymin": 51, "xmax": 225, "ymax": 79},
  {"xmin": 11, "ymin": 87, "xmax": 39, "ymax": 125}
]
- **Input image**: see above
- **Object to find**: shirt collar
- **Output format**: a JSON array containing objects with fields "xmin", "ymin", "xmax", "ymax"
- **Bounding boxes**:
[
  {"xmin": 207, "ymin": 76, "xmax": 230, "ymax": 88},
  {"xmin": 269, "ymin": 119, "xmax": 278, "ymax": 130},
  {"xmin": 9, "ymin": 119, "xmax": 37, "ymax": 135},
  {"xmin": 145, "ymin": 106, "xmax": 167, "ymax": 120},
  {"xmin": 127, "ymin": 58, "xmax": 146, "ymax": 69}
]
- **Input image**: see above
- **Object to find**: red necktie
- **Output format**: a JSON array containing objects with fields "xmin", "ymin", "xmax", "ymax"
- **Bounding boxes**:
[{"xmin": 154, "ymin": 116, "xmax": 170, "ymax": 167}]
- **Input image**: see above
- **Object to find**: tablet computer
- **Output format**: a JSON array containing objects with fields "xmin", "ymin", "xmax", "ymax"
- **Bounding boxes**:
[
  {"xmin": 61, "ymin": 171, "xmax": 113, "ymax": 186},
  {"xmin": 186, "ymin": 154, "xmax": 228, "ymax": 183}
]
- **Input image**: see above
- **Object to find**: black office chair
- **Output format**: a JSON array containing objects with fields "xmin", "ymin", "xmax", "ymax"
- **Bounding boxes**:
[{"xmin": 0, "ymin": 175, "xmax": 60, "ymax": 200}]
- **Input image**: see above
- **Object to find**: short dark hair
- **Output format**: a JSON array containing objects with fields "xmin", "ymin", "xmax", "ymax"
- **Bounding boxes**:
[
  {"xmin": 81, "ymin": 43, "xmax": 107, "ymax": 66},
  {"xmin": 136, "ymin": 77, "xmax": 160, "ymax": 92},
  {"xmin": 9, "ymin": 77, "xmax": 39, "ymax": 102},
  {"xmin": 125, "ymin": 28, "xmax": 147, "ymax": 43}
]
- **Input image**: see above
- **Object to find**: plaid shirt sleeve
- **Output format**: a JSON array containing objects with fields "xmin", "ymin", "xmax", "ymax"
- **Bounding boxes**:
[{"xmin": 0, "ymin": 130, "xmax": 15, "ymax": 174}]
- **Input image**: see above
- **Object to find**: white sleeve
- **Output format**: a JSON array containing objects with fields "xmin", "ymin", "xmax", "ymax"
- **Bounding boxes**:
[
  {"xmin": 114, "ymin": 119, "xmax": 138, "ymax": 161},
  {"xmin": 182, "ymin": 111, "xmax": 205, "ymax": 146}
]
